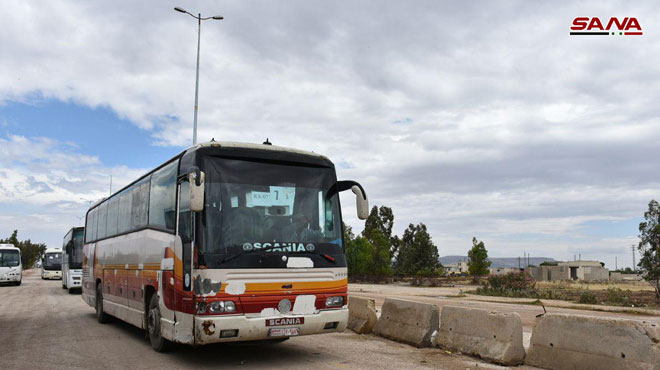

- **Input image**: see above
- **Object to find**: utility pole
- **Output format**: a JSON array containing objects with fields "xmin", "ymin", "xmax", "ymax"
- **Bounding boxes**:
[
  {"xmin": 109, "ymin": 175, "xmax": 113, "ymax": 195},
  {"xmin": 174, "ymin": 7, "xmax": 224, "ymax": 146},
  {"xmin": 632, "ymin": 244, "xmax": 636, "ymax": 272},
  {"xmin": 615, "ymin": 256, "xmax": 617, "ymax": 271}
]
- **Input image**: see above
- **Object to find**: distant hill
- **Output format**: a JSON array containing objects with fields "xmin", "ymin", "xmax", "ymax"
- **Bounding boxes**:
[{"xmin": 439, "ymin": 255, "xmax": 556, "ymax": 269}]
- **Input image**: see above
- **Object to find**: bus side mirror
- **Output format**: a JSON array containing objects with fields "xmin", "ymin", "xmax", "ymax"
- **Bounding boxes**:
[
  {"xmin": 189, "ymin": 167, "xmax": 205, "ymax": 212},
  {"xmin": 351, "ymin": 185, "xmax": 369, "ymax": 220},
  {"xmin": 327, "ymin": 180, "xmax": 369, "ymax": 220}
]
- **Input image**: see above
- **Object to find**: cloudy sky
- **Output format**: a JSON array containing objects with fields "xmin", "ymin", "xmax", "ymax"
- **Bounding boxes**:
[{"xmin": 1, "ymin": 0, "xmax": 658, "ymax": 268}]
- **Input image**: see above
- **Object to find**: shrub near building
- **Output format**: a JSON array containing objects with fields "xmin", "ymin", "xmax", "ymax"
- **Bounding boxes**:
[{"xmin": 476, "ymin": 272, "xmax": 536, "ymax": 297}]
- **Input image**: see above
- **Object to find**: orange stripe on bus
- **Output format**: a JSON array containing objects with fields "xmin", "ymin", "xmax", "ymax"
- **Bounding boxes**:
[{"xmin": 223, "ymin": 278, "xmax": 348, "ymax": 294}]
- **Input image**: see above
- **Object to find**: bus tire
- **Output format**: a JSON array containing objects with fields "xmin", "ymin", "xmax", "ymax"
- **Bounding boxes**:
[
  {"xmin": 96, "ymin": 283, "xmax": 111, "ymax": 324},
  {"xmin": 15, "ymin": 280, "xmax": 21, "ymax": 286},
  {"xmin": 147, "ymin": 294, "xmax": 172, "ymax": 352}
]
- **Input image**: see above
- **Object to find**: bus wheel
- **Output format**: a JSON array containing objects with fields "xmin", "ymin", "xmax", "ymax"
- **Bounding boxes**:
[
  {"xmin": 147, "ymin": 294, "xmax": 172, "ymax": 352},
  {"xmin": 95, "ymin": 284, "xmax": 111, "ymax": 324},
  {"xmin": 15, "ymin": 280, "xmax": 21, "ymax": 286}
]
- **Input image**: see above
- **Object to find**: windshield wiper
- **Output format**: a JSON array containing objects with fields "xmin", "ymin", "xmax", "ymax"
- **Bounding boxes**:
[
  {"xmin": 217, "ymin": 243, "xmax": 288, "ymax": 264},
  {"xmin": 218, "ymin": 245, "xmax": 338, "ymax": 264},
  {"xmin": 288, "ymin": 249, "xmax": 337, "ymax": 263}
]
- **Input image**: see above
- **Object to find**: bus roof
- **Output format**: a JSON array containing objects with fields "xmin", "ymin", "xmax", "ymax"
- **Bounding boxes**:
[
  {"xmin": 86, "ymin": 141, "xmax": 335, "ymax": 212},
  {"xmin": 0, "ymin": 244, "xmax": 19, "ymax": 251},
  {"xmin": 44, "ymin": 248, "xmax": 62, "ymax": 254},
  {"xmin": 191, "ymin": 141, "xmax": 330, "ymax": 161}
]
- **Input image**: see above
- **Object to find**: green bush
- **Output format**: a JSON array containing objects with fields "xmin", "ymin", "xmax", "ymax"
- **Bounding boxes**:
[
  {"xmin": 578, "ymin": 290, "xmax": 598, "ymax": 304},
  {"xmin": 476, "ymin": 272, "xmax": 536, "ymax": 297},
  {"xmin": 606, "ymin": 288, "xmax": 632, "ymax": 306}
]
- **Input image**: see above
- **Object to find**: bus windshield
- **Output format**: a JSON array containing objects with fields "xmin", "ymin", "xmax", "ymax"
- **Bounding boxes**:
[
  {"xmin": 198, "ymin": 157, "xmax": 344, "ymax": 269},
  {"xmin": 70, "ymin": 229, "xmax": 84, "ymax": 269},
  {"xmin": 0, "ymin": 250, "xmax": 20, "ymax": 267},
  {"xmin": 44, "ymin": 253, "xmax": 62, "ymax": 270}
]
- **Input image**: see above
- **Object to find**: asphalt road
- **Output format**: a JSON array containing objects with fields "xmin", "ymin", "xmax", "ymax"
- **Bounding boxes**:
[{"xmin": 1, "ymin": 269, "xmax": 540, "ymax": 370}]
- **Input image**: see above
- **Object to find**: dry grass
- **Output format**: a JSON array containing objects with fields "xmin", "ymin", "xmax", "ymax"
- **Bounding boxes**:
[{"xmin": 536, "ymin": 280, "xmax": 654, "ymax": 292}]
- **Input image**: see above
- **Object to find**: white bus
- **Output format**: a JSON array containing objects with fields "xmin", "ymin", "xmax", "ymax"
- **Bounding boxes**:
[
  {"xmin": 62, "ymin": 227, "xmax": 84, "ymax": 292},
  {"xmin": 42, "ymin": 248, "xmax": 63, "ymax": 280},
  {"xmin": 82, "ymin": 141, "xmax": 368, "ymax": 351},
  {"xmin": 0, "ymin": 244, "xmax": 22, "ymax": 286}
]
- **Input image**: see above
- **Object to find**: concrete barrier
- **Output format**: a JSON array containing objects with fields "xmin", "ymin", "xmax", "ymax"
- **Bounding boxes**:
[
  {"xmin": 526, "ymin": 313, "xmax": 660, "ymax": 370},
  {"xmin": 347, "ymin": 296, "xmax": 378, "ymax": 334},
  {"xmin": 433, "ymin": 305, "xmax": 525, "ymax": 365},
  {"xmin": 372, "ymin": 298, "xmax": 439, "ymax": 347}
]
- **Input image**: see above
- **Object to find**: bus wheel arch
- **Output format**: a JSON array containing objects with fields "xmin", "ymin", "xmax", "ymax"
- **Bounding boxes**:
[
  {"xmin": 147, "ymin": 292, "xmax": 172, "ymax": 352},
  {"xmin": 95, "ymin": 280, "xmax": 111, "ymax": 323},
  {"xmin": 143, "ymin": 285, "xmax": 156, "ymax": 329}
]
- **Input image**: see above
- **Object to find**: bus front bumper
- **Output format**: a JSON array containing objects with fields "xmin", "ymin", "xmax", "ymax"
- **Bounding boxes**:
[
  {"xmin": 193, "ymin": 308, "xmax": 348, "ymax": 344},
  {"xmin": 43, "ymin": 270, "xmax": 62, "ymax": 279},
  {"xmin": 0, "ymin": 273, "xmax": 21, "ymax": 282}
]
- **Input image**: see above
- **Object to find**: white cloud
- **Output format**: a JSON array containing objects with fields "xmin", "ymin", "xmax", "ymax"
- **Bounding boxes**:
[
  {"xmin": 0, "ymin": 134, "xmax": 146, "ymax": 246},
  {"xmin": 0, "ymin": 1, "xmax": 659, "ymax": 266}
]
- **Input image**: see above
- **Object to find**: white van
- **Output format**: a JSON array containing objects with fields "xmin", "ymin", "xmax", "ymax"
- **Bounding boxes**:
[
  {"xmin": 41, "ymin": 248, "xmax": 63, "ymax": 280},
  {"xmin": 0, "ymin": 244, "xmax": 22, "ymax": 286}
]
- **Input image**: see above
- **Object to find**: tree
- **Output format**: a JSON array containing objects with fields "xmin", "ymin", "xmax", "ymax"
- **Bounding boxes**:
[
  {"xmin": 468, "ymin": 237, "xmax": 491, "ymax": 282},
  {"xmin": 346, "ymin": 237, "xmax": 376, "ymax": 276},
  {"xmin": 363, "ymin": 206, "xmax": 393, "ymax": 242},
  {"xmin": 343, "ymin": 222, "xmax": 355, "ymax": 244},
  {"xmin": 362, "ymin": 206, "xmax": 393, "ymax": 278},
  {"xmin": 397, "ymin": 223, "xmax": 441, "ymax": 285},
  {"xmin": 638, "ymin": 200, "xmax": 660, "ymax": 300},
  {"xmin": 363, "ymin": 206, "xmax": 400, "ymax": 257},
  {"xmin": 0, "ymin": 230, "xmax": 47, "ymax": 269}
]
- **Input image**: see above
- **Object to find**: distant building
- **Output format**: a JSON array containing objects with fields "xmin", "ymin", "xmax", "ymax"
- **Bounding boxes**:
[
  {"xmin": 489, "ymin": 267, "xmax": 522, "ymax": 276},
  {"xmin": 609, "ymin": 272, "xmax": 643, "ymax": 282},
  {"xmin": 445, "ymin": 261, "xmax": 469, "ymax": 275},
  {"xmin": 527, "ymin": 260, "xmax": 609, "ymax": 282}
]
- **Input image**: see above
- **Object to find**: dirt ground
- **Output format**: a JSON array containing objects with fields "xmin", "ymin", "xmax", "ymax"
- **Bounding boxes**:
[
  {"xmin": 536, "ymin": 280, "xmax": 654, "ymax": 291},
  {"xmin": 1, "ymin": 269, "xmax": 543, "ymax": 370}
]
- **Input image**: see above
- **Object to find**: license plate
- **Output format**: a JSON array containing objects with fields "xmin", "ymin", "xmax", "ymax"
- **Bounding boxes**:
[
  {"xmin": 266, "ymin": 317, "xmax": 305, "ymax": 327},
  {"xmin": 269, "ymin": 327, "xmax": 300, "ymax": 337}
]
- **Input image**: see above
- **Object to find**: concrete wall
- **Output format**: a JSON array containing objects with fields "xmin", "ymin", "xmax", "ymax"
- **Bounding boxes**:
[
  {"xmin": 434, "ymin": 306, "xmax": 525, "ymax": 365},
  {"xmin": 373, "ymin": 298, "xmax": 439, "ymax": 347},
  {"xmin": 488, "ymin": 268, "xmax": 521, "ymax": 276},
  {"xmin": 526, "ymin": 313, "xmax": 660, "ymax": 370},
  {"xmin": 528, "ymin": 266, "xmax": 570, "ymax": 281},
  {"xmin": 582, "ymin": 266, "xmax": 609, "ymax": 281}
]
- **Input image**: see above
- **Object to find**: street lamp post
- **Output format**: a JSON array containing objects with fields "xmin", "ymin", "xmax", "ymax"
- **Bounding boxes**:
[{"xmin": 174, "ymin": 7, "xmax": 223, "ymax": 146}]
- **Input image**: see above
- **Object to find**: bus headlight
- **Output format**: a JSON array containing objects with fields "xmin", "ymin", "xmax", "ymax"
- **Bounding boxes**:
[
  {"xmin": 208, "ymin": 301, "xmax": 237, "ymax": 314},
  {"xmin": 325, "ymin": 296, "xmax": 344, "ymax": 307},
  {"xmin": 196, "ymin": 302, "xmax": 207, "ymax": 314},
  {"xmin": 224, "ymin": 301, "xmax": 236, "ymax": 313}
]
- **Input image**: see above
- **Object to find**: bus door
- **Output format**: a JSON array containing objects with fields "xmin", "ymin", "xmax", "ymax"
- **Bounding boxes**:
[{"xmin": 174, "ymin": 179, "xmax": 195, "ymax": 327}]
